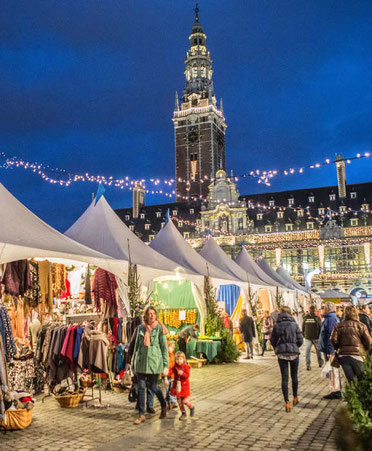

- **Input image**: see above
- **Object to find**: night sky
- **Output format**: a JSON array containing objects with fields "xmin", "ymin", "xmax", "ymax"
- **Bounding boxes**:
[{"xmin": 1, "ymin": 0, "xmax": 372, "ymax": 232}]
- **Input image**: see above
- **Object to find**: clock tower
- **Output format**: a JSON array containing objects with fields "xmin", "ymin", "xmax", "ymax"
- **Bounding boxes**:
[{"xmin": 173, "ymin": 3, "xmax": 226, "ymax": 201}]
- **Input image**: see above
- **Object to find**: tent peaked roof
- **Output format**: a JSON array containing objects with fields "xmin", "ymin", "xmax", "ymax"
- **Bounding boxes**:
[
  {"xmin": 200, "ymin": 237, "xmax": 252, "ymax": 283},
  {"xmin": 235, "ymin": 247, "xmax": 278, "ymax": 287},
  {"xmin": 149, "ymin": 220, "xmax": 236, "ymax": 281},
  {"xmin": 276, "ymin": 267, "xmax": 307, "ymax": 293},
  {"xmin": 256, "ymin": 257, "xmax": 294, "ymax": 290},
  {"xmin": 65, "ymin": 195, "xmax": 180, "ymax": 273},
  {"xmin": 0, "ymin": 183, "xmax": 121, "ymax": 272}
]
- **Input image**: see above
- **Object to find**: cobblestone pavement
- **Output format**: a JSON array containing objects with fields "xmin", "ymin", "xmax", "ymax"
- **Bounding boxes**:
[{"xmin": 1, "ymin": 353, "xmax": 342, "ymax": 450}]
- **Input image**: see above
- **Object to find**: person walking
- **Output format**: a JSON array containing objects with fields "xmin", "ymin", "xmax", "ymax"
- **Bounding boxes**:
[
  {"xmin": 302, "ymin": 305, "xmax": 323, "ymax": 370},
  {"xmin": 319, "ymin": 302, "xmax": 341, "ymax": 400},
  {"xmin": 239, "ymin": 309, "xmax": 256, "ymax": 359},
  {"xmin": 358, "ymin": 304, "xmax": 372, "ymax": 334},
  {"xmin": 270, "ymin": 306, "xmax": 303, "ymax": 412},
  {"xmin": 261, "ymin": 311, "xmax": 274, "ymax": 356},
  {"xmin": 331, "ymin": 305, "xmax": 371, "ymax": 383},
  {"xmin": 132, "ymin": 306, "xmax": 169, "ymax": 424},
  {"xmin": 169, "ymin": 351, "xmax": 195, "ymax": 420},
  {"xmin": 177, "ymin": 324, "xmax": 199, "ymax": 355}
]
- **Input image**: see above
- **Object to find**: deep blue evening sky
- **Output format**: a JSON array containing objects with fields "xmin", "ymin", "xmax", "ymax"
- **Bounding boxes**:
[{"xmin": 1, "ymin": 0, "xmax": 372, "ymax": 231}]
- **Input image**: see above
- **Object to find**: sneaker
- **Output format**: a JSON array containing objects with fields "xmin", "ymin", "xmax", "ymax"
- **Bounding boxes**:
[
  {"xmin": 189, "ymin": 406, "xmax": 195, "ymax": 417},
  {"xmin": 134, "ymin": 415, "xmax": 146, "ymax": 425},
  {"xmin": 322, "ymin": 391, "xmax": 342, "ymax": 400},
  {"xmin": 179, "ymin": 412, "xmax": 187, "ymax": 421},
  {"xmin": 146, "ymin": 407, "xmax": 155, "ymax": 414},
  {"xmin": 306, "ymin": 365, "xmax": 311, "ymax": 371}
]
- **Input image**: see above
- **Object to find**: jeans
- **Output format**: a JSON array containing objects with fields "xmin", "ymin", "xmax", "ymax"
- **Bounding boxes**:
[
  {"xmin": 137, "ymin": 373, "xmax": 166, "ymax": 415},
  {"xmin": 244, "ymin": 341, "xmax": 253, "ymax": 357},
  {"xmin": 278, "ymin": 357, "xmax": 299, "ymax": 402},
  {"xmin": 261, "ymin": 338, "xmax": 269, "ymax": 355},
  {"xmin": 166, "ymin": 379, "xmax": 177, "ymax": 404},
  {"xmin": 339, "ymin": 356, "xmax": 364, "ymax": 383},
  {"xmin": 304, "ymin": 338, "xmax": 322, "ymax": 366}
]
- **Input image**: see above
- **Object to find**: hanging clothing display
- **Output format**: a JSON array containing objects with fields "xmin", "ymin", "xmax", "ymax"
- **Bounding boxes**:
[
  {"xmin": 0, "ymin": 335, "xmax": 9, "ymax": 423},
  {"xmin": 38, "ymin": 261, "xmax": 54, "ymax": 315},
  {"xmin": 28, "ymin": 317, "xmax": 42, "ymax": 352},
  {"xmin": 68, "ymin": 267, "xmax": 84, "ymax": 296},
  {"xmin": 24, "ymin": 261, "xmax": 41, "ymax": 311},
  {"xmin": 1, "ymin": 260, "xmax": 31, "ymax": 297},
  {"xmin": 52, "ymin": 264, "xmax": 67, "ymax": 298},
  {"xmin": 0, "ymin": 304, "xmax": 17, "ymax": 360},
  {"xmin": 77, "ymin": 326, "xmax": 109, "ymax": 374},
  {"xmin": 9, "ymin": 299, "xmax": 25, "ymax": 339},
  {"xmin": 92, "ymin": 268, "xmax": 118, "ymax": 314}
]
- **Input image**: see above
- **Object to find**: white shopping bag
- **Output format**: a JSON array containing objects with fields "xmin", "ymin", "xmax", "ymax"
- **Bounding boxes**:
[
  {"xmin": 330, "ymin": 367, "xmax": 342, "ymax": 392},
  {"xmin": 321, "ymin": 360, "xmax": 331, "ymax": 378}
]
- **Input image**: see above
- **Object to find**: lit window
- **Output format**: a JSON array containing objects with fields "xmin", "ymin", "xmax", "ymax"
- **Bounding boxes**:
[
  {"xmin": 161, "ymin": 222, "xmax": 165, "ymax": 228},
  {"xmin": 196, "ymin": 219, "xmax": 201, "ymax": 227},
  {"xmin": 145, "ymin": 224, "xmax": 150, "ymax": 230},
  {"xmin": 288, "ymin": 198, "xmax": 294, "ymax": 205},
  {"xmin": 339, "ymin": 206, "xmax": 347, "ymax": 213},
  {"xmin": 265, "ymin": 225, "xmax": 272, "ymax": 233},
  {"xmin": 362, "ymin": 203, "xmax": 370, "ymax": 212},
  {"xmin": 149, "ymin": 235, "xmax": 155, "ymax": 241},
  {"xmin": 156, "ymin": 211, "xmax": 161, "ymax": 218},
  {"xmin": 285, "ymin": 224, "xmax": 293, "ymax": 232},
  {"xmin": 183, "ymin": 232, "xmax": 190, "ymax": 239},
  {"xmin": 140, "ymin": 213, "xmax": 145, "ymax": 219},
  {"xmin": 257, "ymin": 213, "xmax": 263, "ymax": 220},
  {"xmin": 129, "ymin": 225, "xmax": 135, "ymax": 231},
  {"xmin": 178, "ymin": 220, "xmax": 183, "ymax": 228},
  {"xmin": 172, "ymin": 210, "xmax": 178, "ymax": 216},
  {"xmin": 125, "ymin": 215, "xmax": 130, "ymax": 221},
  {"xmin": 306, "ymin": 222, "xmax": 314, "ymax": 230},
  {"xmin": 350, "ymin": 192, "xmax": 357, "ymax": 199},
  {"xmin": 329, "ymin": 194, "xmax": 336, "ymax": 201},
  {"xmin": 189, "ymin": 208, "xmax": 194, "ymax": 214},
  {"xmin": 350, "ymin": 218, "xmax": 358, "ymax": 226},
  {"xmin": 297, "ymin": 209, "xmax": 304, "ymax": 217},
  {"xmin": 318, "ymin": 208, "xmax": 325, "ymax": 215},
  {"xmin": 308, "ymin": 196, "xmax": 314, "ymax": 203},
  {"xmin": 269, "ymin": 200, "xmax": 275, "ymax": 207},
  {"xmin": 277, "ymin": 211, "xmax": 284, "ymax": 219}
]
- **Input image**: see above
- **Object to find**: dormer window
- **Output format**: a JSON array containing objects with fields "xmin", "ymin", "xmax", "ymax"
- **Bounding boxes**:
[
  {"xmin": 172, "ymin": 210, "xmax": 178, "ymax": 217},
  {"xmin": 149, "ymin": 235, "xmax": 155, "ymax": 242},
  {"xmin": 156, "ymin": 211, "xmax": 161, "ymax": 218},
  {"xmin": 178, "ymin": 220, "xmax": 183, "ymax": 228},
  {"xmin": 161, "ymin": 222, "xmax": 165, "ymax": 228},
  {"xmin": 125, "ymin": 215, "xmax": 130, "ymax": 221},
  {"xmin": 140, "ymin": 213, "xmax": 145, "ymax": 219},
  {"xmin": 306, "ymin": 222, "xmax": 314, "ymax": 230},
  {"xmin": 129, "ymin": 225, "xmax": 135, "ymax": 231},
  {"xmin": 257, "ymin": 213, "xmax": 263, "ymax": 220},
  {"xmin": 145, "ymin": 223, "xmax": 150, "ymax": 230},
  {"xmin": 269, "ymin": 200, "xmax": 275, "ymax": 207},
  {"xmin": 189, "ymin": 208, "xmax": 194, "ymax": 214},
  {"xmin": 265, "ymin": 225, "xmax": 272, "ymax": 233},
  {"xmin": 196, "ymin": 219, "xmax": 201, "ymax": 227},
  {"xmin": 339, "ymin": 206, "xmax": 347, "ymax": 213},
  {"xmin": 318, "ymin": 208, "xmax": 325, "ymax": 215},
  {"xmin": 285, "ymin": 223, "xmax": 293, "ymax": 232},
  {"xmin": 350, "ymin": 192, "xmax": 357, "ymax": 199},
  {"xmin": 277, "ymin": 211, "xmax": 284, "ymax": 219},
  {"xmin": 297, "ymin": 209, "xmax": 304, "ymax": 217},
  {"xmin": 350, "ymin": 218, "xmax": 358, "ymax": 226},
  {"xmin": 183, "ymin": 232, "xmax": 190, "ymax": 239},
  {"xmin": 329, "ymin": 194, "xmax": 336, "ymax": 201},
  {"xmin": 308, "ymin": 196, "xmax": 315, "ymax": 203},
  {"xmin": 288, "ymin": 198, "xmax": 294, "ymax": 206},
  {"xmin": 362, "ymin": 203, "xmax": 370, "ymax": 212}
]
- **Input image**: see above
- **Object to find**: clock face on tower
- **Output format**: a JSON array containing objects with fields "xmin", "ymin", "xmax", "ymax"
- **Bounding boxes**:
[{"xmin": 187, "ymin": 128, "xmax": 199, "ymax": 144}]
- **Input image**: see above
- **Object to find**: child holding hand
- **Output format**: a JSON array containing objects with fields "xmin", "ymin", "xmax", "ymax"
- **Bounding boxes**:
[{"xmin": 169, "ymin": 351, "xmax": 195, "ymax": 420}]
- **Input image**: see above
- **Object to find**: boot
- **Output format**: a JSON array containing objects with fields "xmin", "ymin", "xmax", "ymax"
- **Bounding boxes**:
[
  {"xmin": 293, "ymin": 397, "xmax": 299, "ymax": 406},
  {"xmin": 159, "ymin": 406, "xmax": 167, "ymax": 419},
  {"xmin": 285, "ymin": 401, "xmax": 292, "ymax": 412}
]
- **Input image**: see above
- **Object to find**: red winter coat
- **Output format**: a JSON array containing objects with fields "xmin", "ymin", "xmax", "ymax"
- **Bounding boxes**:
[{"xmin": 169, "ymin": 363, "xmax": 191, "ymax": 398}]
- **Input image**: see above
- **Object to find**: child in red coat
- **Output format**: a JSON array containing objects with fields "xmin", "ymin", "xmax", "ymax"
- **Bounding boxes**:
[{"xmin": 169, "ymin": 351, "xmax": 195, "ymax": 420}]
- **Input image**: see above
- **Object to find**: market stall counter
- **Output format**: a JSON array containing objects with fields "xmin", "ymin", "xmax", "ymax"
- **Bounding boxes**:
[{"xmin": 187, "ymin": 337, "xmax": 221, "ymax": 363}]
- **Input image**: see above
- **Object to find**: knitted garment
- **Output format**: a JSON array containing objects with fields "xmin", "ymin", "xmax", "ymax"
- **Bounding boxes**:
[
  {"xmin": 92, "ymin": 268, "xmax": 118, "ymax": 313},
  {"xmin": 0, "ymin": 305, "xmax": 17, "ymax": 360},
  {"xmin": 1, "ymin": 260, "xmax": 31, "ymax": 296}
]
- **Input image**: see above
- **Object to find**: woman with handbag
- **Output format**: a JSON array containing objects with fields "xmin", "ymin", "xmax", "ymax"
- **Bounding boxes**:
[
  {"xmin": 261, "ymin": 311, "xmax": 274, "ymax": 356},
  {"xmin": 331, "ymin": 306, "xmax": 371, "ymax": 383},
  {"xmin": 132, "ymin": 306, "xmax": 169, "ymax": 425}
]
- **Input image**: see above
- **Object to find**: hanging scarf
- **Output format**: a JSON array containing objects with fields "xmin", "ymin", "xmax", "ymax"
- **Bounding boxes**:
[{"xmin": 144, "ymin": 321, "xmax": 168, "ymax": 347}]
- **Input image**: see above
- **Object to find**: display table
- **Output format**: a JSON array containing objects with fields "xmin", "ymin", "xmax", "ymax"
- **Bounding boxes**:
[{"xmin": 187, "ymin": 338, "xmax": 221, "ymax": 362}]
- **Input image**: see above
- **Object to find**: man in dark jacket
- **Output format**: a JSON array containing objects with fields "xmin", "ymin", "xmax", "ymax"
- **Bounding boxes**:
[
  {"xmin": 359, "ymin": 304, "xmax": 371, "ymax": 334},
  {"xmin": 319, "ymin": 302, "xmax": 341, "ymax": 400},
  {"xmin": 270, "ymin": 306, "xmax": 303, "ymax": 411},
  {"xmin": 239, "ymin": 310, "xmax": 256, "ymax": 359},
  {"xmin": 302, "ymin": 306, "xmax": 323, "ymax": 370}
]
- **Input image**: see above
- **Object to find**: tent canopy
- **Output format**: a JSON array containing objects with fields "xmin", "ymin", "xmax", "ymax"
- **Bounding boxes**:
[
  {"xmin": 65, "ymin": 195, "xmax": 186, "ymax": 278},
  {"xmin": 234, "ymin": 246, "xmax": 279, "ymax": 288},
  {"xmin": 319, "ymin": 289, "xmax": 351, "ymax": 301},
  {"xmin": 149, "ymin": 220, "xmax": 237, "ymax": 283},
  {"xmin": 0, "ymin": 183, "xmax": 124, "ymax": 276},
  {"xmin": 276, "ymin": 267, "xmax": 308, "ymax": 293},
  {"xmin": 256, "ymin": 257, "xmax": 294, "ymax": 290}
]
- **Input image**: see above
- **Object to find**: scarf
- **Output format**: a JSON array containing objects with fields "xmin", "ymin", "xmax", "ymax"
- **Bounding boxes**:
[{"xmin": 144, "ymin": 321, "xmax": 168, "ymax": 347}]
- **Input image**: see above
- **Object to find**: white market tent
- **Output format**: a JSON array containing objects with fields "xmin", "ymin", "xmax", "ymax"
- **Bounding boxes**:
[
  {"xmin": 0, "ymin": 183, "xmax": 125, "ymax": 278},
  {"xmin": 234, "ymin": 246, "xmax": 280, "ymax": 288},
  {"xmin": 319, "ymin": 289, "xmax": 352, "ymax": 302},
  {"xmin": 64, "ymin": 195, "xmax": 191, "ymax": 284},
  {"xmin": 276, "ymin": 266, "xmax": 308, "ymax": 293},
  {"xmin": 257, "ymin": 257, "xmax": 294, "ymax": 290}
]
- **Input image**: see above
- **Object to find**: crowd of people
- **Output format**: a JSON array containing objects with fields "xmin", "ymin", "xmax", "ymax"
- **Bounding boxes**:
[{"xmin": 239, "ymin": 302, "xmax": 372, "ymax": 411}]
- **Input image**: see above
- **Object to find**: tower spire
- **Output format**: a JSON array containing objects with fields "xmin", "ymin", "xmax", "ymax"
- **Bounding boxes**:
[
  {"xmin": 195, "ymin": 1, "xmax": 200, "ymax": 22},
  {"xmin": 175, "ymin": 92, "xmax": 179, "ymax": 111}
]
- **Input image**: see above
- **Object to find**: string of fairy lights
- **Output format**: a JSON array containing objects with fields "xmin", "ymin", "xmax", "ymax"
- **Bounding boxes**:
[{"xmin": 0, "ymin": 150, "xmax": 371, "ymax": 197}]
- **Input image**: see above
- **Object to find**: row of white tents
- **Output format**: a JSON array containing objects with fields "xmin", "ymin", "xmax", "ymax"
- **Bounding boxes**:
[{"xmin": 0, "ymin": 183, "xmax": 310, "ymax": 328}]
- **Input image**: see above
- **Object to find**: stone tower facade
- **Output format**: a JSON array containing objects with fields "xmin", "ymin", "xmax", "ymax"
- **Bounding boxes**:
[{"xmin": 173, "ymin": 4, "xmax": 226, "ymax": 201}]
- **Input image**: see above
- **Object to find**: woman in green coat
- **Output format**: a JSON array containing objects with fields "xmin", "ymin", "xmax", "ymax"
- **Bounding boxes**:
[{"xmin": 132, "ymin": 306, "xmax": 169, "ymax": 424}]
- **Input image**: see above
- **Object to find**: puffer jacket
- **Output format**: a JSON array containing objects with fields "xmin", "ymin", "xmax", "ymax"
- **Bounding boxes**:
[
  {"xmin": 319, "ymin": 312, "xmax": 339, "ymax": 355},
  {"xmin": 331, "ymin": 320, "xmax": 372, "ymax": 357},
  {"xmin": 270, "ymin": 313, "xmax": 303, "ymax": 355}
]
